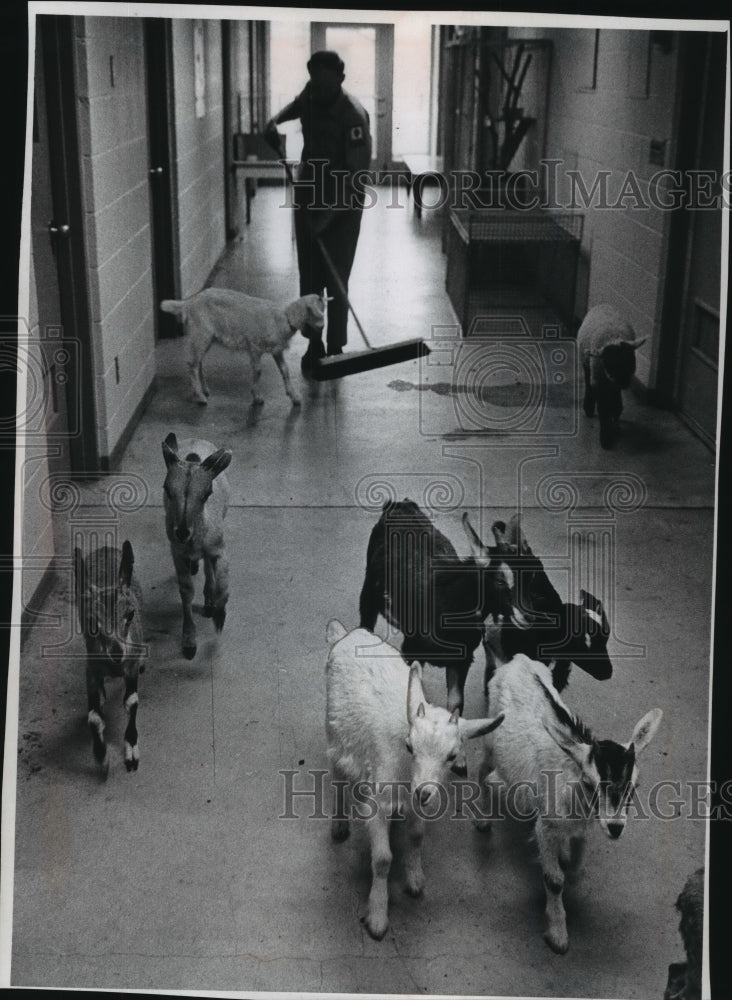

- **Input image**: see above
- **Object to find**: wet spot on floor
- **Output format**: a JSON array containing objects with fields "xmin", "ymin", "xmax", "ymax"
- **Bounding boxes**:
[{"xmin": 387, "ymin": 379, "xmax": 576, "ymax": 407}]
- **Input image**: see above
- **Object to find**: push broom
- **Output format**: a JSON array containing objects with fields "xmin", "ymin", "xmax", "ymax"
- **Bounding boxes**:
[{"xmin": 275, "ymin": 149, "xmax": 430, "ymax": 381}]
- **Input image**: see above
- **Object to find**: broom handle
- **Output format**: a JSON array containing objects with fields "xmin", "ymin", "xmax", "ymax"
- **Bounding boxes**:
[{"xmin": 278, "ymin": 153, "xmax": 373, "ymax": 351}]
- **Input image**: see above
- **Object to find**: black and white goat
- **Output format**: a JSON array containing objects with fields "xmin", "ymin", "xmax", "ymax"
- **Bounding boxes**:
[
  {"xmin": 477, "ymin": 653, "xmax": 662, "ymax": 953},
  {"xmin": 162, "ymin": 433, "xmax": 232, "ymax": 659},
  {"xmin": 463, "ymin": 514, "xmax": 613, "ymax": 695},
  {"xmin": 74, "ymin": 540, "xmax": 145, "ymax": 776},
  {"xmin": 359, "ymin": 498, "xmax": 519, "ymax": 716},
  {"xmin": 577, "ymin": 303, "xmax": 647, "ymax": 449}
]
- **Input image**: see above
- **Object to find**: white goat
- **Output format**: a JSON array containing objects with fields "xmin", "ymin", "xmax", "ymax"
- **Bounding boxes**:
[
  {"xmin": 160, "ymin": 288, "xmax": 328, "ymax": 408},
  {"xmin": 577, "ymin": 303, "xmax": 647, "ymax": 449},
  {"xmin": 162, "ymin": 432, "xmax": 232, "ymax": 659},
  {"xmin": 477, "ymin": 653, "xmax": 662, "ymax": 954},
  {"xmin": 325, "ymin": 619, "xmax": 504, "ymax": 940}
]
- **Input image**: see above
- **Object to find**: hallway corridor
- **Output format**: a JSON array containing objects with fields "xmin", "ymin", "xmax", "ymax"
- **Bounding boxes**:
[{"xmin": 11, "ymin": 184, "xmax": 717, "ymax": 997}]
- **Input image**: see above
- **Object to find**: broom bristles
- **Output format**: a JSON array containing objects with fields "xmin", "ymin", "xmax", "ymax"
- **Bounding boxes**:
[{"xmin": 309, "ymin": 339, "xmax": 430, "ymax": 382}]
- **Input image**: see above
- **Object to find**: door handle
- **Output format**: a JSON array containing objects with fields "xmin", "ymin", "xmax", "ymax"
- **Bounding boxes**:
[
  {"xmin": 48, "ymin": 222, "xmax": 70, "ymax": 237},
  {"xmin": 149, "ymin": 166, "xmax": 164, "ymax": 176}
]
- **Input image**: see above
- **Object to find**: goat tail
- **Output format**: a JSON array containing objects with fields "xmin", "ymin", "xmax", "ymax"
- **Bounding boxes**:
[
  {"xmin": 326, "ymin": 619, "xmax": 348, "ymax": 645},
  {"xmin": 160, "ymin": 298, "xmax": 188, "ymax": 318}
]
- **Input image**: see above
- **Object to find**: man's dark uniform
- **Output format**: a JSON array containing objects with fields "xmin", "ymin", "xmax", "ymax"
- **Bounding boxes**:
[{"xmin": 288, "ymin": 82, "xmax": 372, "ymax": 353}]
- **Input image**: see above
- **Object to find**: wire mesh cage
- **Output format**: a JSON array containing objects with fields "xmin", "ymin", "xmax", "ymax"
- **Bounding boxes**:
[{"xmin": 446, "ymin": 208, "xmax": 584, "ymax": 336}]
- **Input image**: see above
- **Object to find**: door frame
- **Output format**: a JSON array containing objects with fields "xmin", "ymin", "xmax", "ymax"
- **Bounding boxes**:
[
  {"xmin": 656, "ymin": 30, "xmax": 724, "ymax": 449},
  {"xmin": 39, "ymin": 14, "xmax": 98, "ymax": 472},
  {"xmin": 144, "ymin": 17, "xmax": 180, "ymax": 339},
  {"xmin": 310, "ymin": 22, "xmax": 394, "ymax": 171}
]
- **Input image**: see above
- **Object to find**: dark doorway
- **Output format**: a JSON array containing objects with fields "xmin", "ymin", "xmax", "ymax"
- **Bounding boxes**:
[
  {"xmin": 36, "ymin": 15, "xmax": 98, "ymax": 472},
  {"xmin": 144, "ymin": 18, "xmax": 180, "ymax": 339},
  {"xmin": 659, "ymin": 32, "xmax": 725, "ymax": 449}
]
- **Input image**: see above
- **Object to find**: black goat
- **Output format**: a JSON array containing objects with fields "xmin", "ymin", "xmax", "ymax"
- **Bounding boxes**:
[
  {"xmin": 463, "ymin": 514, "xmax": 613, "ymax": 694},
  {"xmin": 359, "ymin": 499, "xmax": 518, "ymax": 715}
]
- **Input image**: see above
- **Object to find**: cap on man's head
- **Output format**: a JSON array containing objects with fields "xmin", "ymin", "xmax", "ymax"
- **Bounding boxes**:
[{"xmin": 307, "ymin": 50, "xmax": 345, "ymax": 75}]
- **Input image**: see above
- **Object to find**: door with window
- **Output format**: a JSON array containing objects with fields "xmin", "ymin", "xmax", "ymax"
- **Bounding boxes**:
[{"xmin": 310, "ymin": 22, "xmax": 394, "ymax": 171}]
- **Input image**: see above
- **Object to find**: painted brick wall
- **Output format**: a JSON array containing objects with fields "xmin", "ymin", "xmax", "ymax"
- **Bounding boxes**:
[
  {"xmin": 20, "ymin": 251, "xmax": 56, "ymax": 614},
  {"xmin": 74, "ymin": 16, "xmax": 157, "ymax": 463},
  {"xmin": 171, "ymin": 18, "xmax": 226, "ymax": 296},
  {"xmin": 510, "ymin": 26, "xmax": 681, "ymax": 388}
]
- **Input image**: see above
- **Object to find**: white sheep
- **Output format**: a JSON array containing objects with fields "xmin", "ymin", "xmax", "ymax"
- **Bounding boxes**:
[
  {"xmin": 477, "ymin": 653, "xmax": 662, "ymax": 953},
  {"xmin": 325, "ymin": 619, "xmax": 504, "ymax": 940},
  {"xmin": 577, "ymin": 303, "xmax": 647, "ymax": 449}
]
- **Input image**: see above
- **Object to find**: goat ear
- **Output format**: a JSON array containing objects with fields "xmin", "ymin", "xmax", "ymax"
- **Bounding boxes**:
[
  {"xmin": 407, "ymin": 663, "xmax": 424, "ymax": 725},
  {"xmin": 580, "ymin": 589, "xmax": 610, "ymax": 635},
  {"xmin": 460, "ymin": 712, "xmax": 505, "ymax": 741},
  {"xmin": 462, "ymin": 512, "xmax": 491, "ymax": 563},
  {"xmin": 201, "ymin": 448, "xmax": 232, "ymax": 478},
  {"xmin": 631, "ymin": 336, "xmax": 648, "ymax": 350},
  {"xmin": 507, "ymin": 513, "xmax": 531, "ymax": 554},
  {"xmin": 629, "ymin": 708, "xmax": 662, "ymax": 754},
  {"xmin": 162, "ymin": 433, "xmax": 179, "ymax": 468},
  {"xmin": 119, "ymin": 540, "xmax": 134, "ymax": 588}
]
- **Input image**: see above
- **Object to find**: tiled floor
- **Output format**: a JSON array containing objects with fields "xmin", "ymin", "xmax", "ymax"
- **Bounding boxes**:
[{"xmin": 10, "ymin": 185, "xmax": 716, "ymax": 998}]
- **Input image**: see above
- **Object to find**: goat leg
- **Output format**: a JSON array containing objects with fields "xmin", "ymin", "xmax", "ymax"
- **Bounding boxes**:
[
  {"xmin": 536, "ymin": 819, "xmax": 570, "ymax": 954},
  {"xmin": 597, "ymin": 390, "xmax": 617, "ymax": 450},
  {"xmin": 187, "ymin": 349, "xmax": 210, "ymax": 406},
  {"xmin": 123, "ymin": 669, "xmax": 140, "ymax": 772},
  {"xmin": 172, "ymin": 549, "xmax": 197, "ymax": 659},
  {"xmin": 582, "ymin": 363, "xmax": 595, "ymax": 417},
  {"xmin": 86, "ymin": 660, "xmax": 109, "ymax": 777},
  {"xmin": 272, "ymin": 350, "xmax": 301, "ymax": 406},
  {"xmin": 364, "ymin": 805, "xmax": 392, "ymax": 940},
  {"xmin": 210, "ymin": 551, "xmax": 229, "ymax": 634},
  {"xmin": 402, "ymin": 809, "xmax": 426, "ymax": 897}
]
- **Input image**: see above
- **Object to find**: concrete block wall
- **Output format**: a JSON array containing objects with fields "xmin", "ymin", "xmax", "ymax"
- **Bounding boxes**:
[
  {"xmin": 20, "ymin": 252, "xmax": 56, "ymax": 615},
  {"xmin": 74, "ymin": 16, "xmax": 157, "ymax": 463},
  {"xmin": 509, "ymin": 26, "xmax": 681, "ymax": 389},
  {"xmin": 171, "ymin": 18, "xmax": 226, "ymax": 296}
]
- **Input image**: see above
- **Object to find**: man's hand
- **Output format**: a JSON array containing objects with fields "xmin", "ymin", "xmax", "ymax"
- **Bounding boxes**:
[{"xmin": 263, "ymin": 119, "xmax": 283, "ymax": 156}]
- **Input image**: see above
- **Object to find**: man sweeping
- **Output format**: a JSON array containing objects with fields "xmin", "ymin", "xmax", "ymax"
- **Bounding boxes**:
[{"xmin": 265, "ymin": 50, "xmax": 372, "ymax": 374}]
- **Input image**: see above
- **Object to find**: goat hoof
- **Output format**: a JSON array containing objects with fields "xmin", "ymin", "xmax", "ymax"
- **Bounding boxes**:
[
  {"xmin": 291, "ymin": 397, "xmax": 302, "ymax": 407},
  {"xmin": 182, "ymin": 644, "xmax": 197, "ymax": 660},
  {"xmin": 474, "ymin": 819, "xmax": 492, "ymax": 834},
  {"xmin": 212, "ymin": 608, "xmax": 226, "ymax": 633},
  {"xmin": 404, "ymin": 872, "xmax": 425, "ymax": 897},
  {"xmin": 189, "ymin": 560, "xmax": 199, "ymax": 576},
  {"xmin": 196, "ymin": 399, "xmax": 208, "ymax": 407},
  {"xmin": 253, "ymin": 397, "xmax": 265, "ymax": 407},
  {"xmin": 362, "ymin": 913, "xmax": 389, "ymax": 941},
  {"xmin": 543, "ymin": 930, "xmax": 569, "ymax": 955},
  {"xmin": 203, "ymin": 604, "xmax": 213, "ymax": 618}
]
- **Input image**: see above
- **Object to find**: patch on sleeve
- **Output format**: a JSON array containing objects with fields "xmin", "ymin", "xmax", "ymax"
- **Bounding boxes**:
[{"xmin": 348, "ymin": 124, "xmax": 366, "ymax": 146}]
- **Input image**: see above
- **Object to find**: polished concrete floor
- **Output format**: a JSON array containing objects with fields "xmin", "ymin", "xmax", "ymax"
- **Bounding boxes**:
[{"xmin": 9, "ymin": 184, "xmax": 716, "ymax": 997}]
